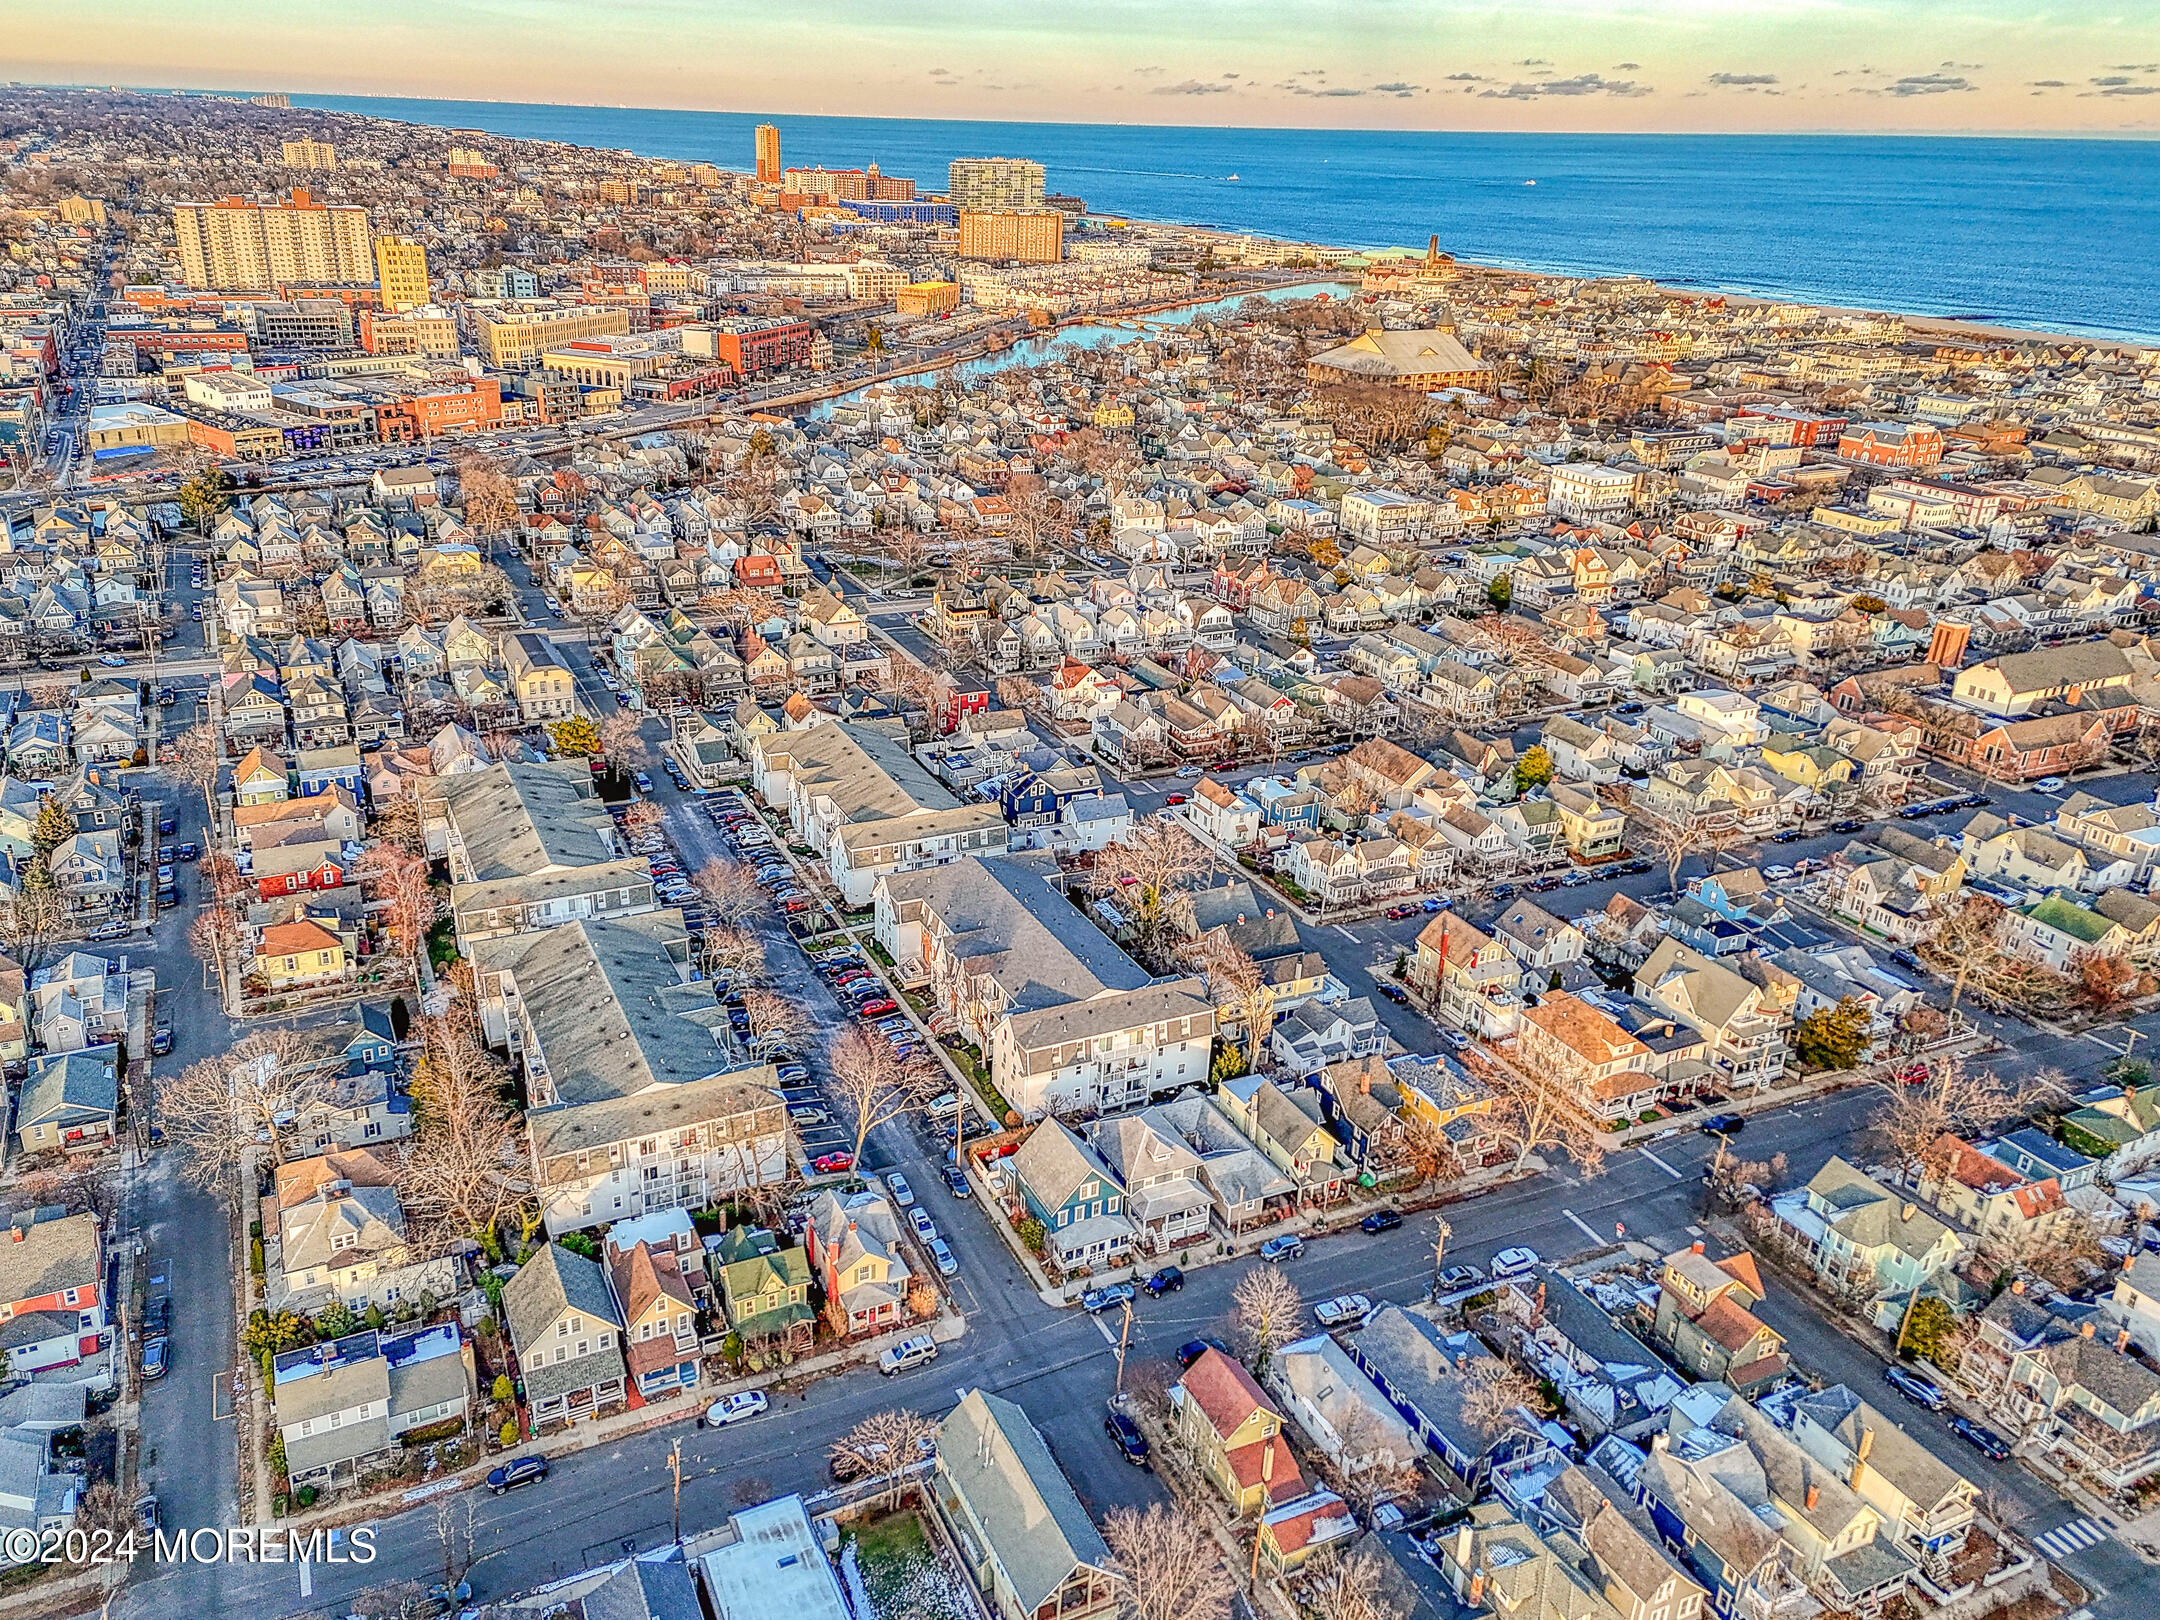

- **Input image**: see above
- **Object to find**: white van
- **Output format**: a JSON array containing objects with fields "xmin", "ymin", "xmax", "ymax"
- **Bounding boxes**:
[{"xmin": 878, "ymin": 1334, "xmax": 939, "ymax": 1376}]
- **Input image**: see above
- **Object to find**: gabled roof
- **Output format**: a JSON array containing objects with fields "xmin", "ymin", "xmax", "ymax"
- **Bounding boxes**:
[{"xmin": 937, "ymin": 1389, "xmax": 1113, "ymax": 1615}]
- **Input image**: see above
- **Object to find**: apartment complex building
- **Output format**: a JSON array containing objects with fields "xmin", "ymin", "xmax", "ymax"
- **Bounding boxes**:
[
  {"xmin": 754, "ymin": 123, "xmax": 781, "ymax": 183},
  {"xmin": 959, "ymin": 209, "xmax": 1064, "ymax": 264},
  {"xmin": 948, "ymin": 157, "xmax": 1046, "ymax": 211},
  {"xmin": 752, "ymin": 719, "xmax": 1008, "ymax": 906},
  {"xmin": 473, "ymin": 302, "xmax": 633, "ymax": 367},
  {"xmin": 280, "ymin": 139, "xmax": 337, "ymax": 170},
  {"xmin": 373, "ymin": 234, "xmax": 429, "ymax": 311},
  {"xmin": 173, "ymin": 189, "xmax": 374, "ymax": 291}
]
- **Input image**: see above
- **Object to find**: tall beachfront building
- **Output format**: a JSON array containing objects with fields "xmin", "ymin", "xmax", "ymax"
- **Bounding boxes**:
[
  {"xmin": 375, "ymin": 234, "xmax": 430, "ymax": 312},
  {"xmin": 172, "ymin": 189, "xmax": 372, "ymax": 292},
  {"xmin": 281, "ymin": 138, "xmax": 337, "ymax": 170},
  {"xmin": 947, "ymin": 157, "xmax": 1044, "ymax": 212},
  {"xmin": 755, "ymin": 123, "xmax": 781, "ymax": 183}
]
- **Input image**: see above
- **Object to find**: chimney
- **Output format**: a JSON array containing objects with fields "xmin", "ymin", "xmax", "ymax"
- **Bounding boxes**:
[
  {"xmin": 1467, "ymin": 1571, "xmax": 1485, "ymax": 1608},
  {"xmin": 847, "ymin": 1220, "xmax": 857, "ymax": 1235},
  {"xmin": 1901, "ymin": 1202, "xmax": 1918, "ymax": 1221},
  {"xmin": 2118, "ymin": 1327, "xmax": 2133, "ymax": 1352},
  {"xmin": 7, "ymin": 1228, "xmax": 19, "ymax": 1244},
  {"xmin": 1854, "ymin": 1427, "xmax": 1875, "ymax": 1482},
  {"xmin": 2081, "ymin": 1320, "xmax": 2096, "ymax": 1339},
  {"xmin": 1651, "ymin": 1432, "xmax": 1669, "ymax": 1453},
  {"xmin": 1360, "ymin": 1077, "xmax": 1371, "ymax": 1095},
  {"xmin": 1804, "ymin": 1482, "xmax": 1820, "ymax": 1512},
  {"xmin": 1691, "ymin": 1240, "xmax": 1705, "ymax": 1255},
  {"xmin": 2011, "ymin": 1277, "xmax": 2026, "ymax": 1294}
]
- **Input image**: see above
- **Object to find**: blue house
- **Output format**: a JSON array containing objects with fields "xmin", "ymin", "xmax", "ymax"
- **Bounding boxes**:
[
  {"xmin": 1664, "ymin": 896, "xmax": 1752, "ymax": 958},
  {"xmin": 1979, "ymin": 1127, "xmax": 2096, "ymax": 1192},
  {"xmin": 296, "ymin": 746, "xmax": 365, "ymax": 799},
  {"xmin": 1347, "ymin": 1303, "xmax": 1541, "ymax": 1491},
  {"xmin": 1008, "ymin": 1118, "xmax": 1132, "ymax": 1273},
  {"xmin": 1252, "ymin": 777, "xmax": 1322, "ymax": 832},
  {"xmin": 1001, "ymin": 770, "xmax": 1064, "ymax": 828},
  {"xmin": 341, "ymin": 1005, "xmax": 399, "ymax": 1073}
]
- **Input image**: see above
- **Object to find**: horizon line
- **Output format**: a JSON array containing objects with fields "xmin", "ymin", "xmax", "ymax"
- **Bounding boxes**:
[{"xmin": 17, "ymin": 79, "xmax": 2158, "ymax": 143}]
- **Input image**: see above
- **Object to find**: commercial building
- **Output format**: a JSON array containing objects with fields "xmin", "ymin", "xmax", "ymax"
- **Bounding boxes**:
[
  {"xmin": 896, "ymin": 281, "xmax": 960, "ymax": 318},
  {"xmin": 374, "ymin": 375, "xmax": 505, "ymax": 443},
  {"xmin": 172, "ymin": 189, "xmax": 374, "ymax": 292},
  {"xmin": 280, "ymin": 139, "xmax": 337, "ymax": 170},
  {"xmin": 445, "ymin": 146, "xmax": 497, "ymax": 179},
  {"xmin": 373, "ymin": 235, "xmax": 429, "ymax": 311},
  {"xmin": 697, "ymin": 317, "xmax": 811, "ymax": 376},
  {"xmin": 58, "ymin": 196, "xmax": 105, "ymax": 227},
  {"xmin": 85, "ymin": 402, "xmax": 189, "ymax": 454},
  {"xmin": 754, "ymin": 123, "xmax": 781, "ymax": 183},
  {"xmin": 357, "ymin": 307, "xmax": 460, "ymax": 358},
  {"xmin": 473, "ymin": 302, "xmax": 632, "ymax": 367},
  {"xmin": 948, "ymin": 157, "xmax": 1045, "ymax": 211},
  {"xmin": 958, "ymin": 209, "xmax": 1064, "ymax": 264},
  {"xmin": 1306, "ymin": 326, "xmax": 1493, "ymax": 392},
  {"xmin": 540, "ymin": 335, "xmax": 666, "ymax": 389}
]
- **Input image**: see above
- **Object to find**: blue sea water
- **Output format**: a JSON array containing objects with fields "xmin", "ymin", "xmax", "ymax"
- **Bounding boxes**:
[{"xmin": 295, "ymin": 94, "xmax": 2160, "ymax": 344}]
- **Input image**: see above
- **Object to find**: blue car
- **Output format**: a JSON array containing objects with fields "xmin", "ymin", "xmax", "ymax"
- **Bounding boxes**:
[{"xmin": 1259, "ymin": 1234, "xmax": 1305, "ymax": 1263}]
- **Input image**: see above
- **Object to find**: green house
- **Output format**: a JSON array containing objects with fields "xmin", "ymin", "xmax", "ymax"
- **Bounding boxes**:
[
  {"xmin": 715, "ymin": 1227, "xmax": 815, "ymax": 1352},
  {"xmin": 2061, "ymin": 1082, "xmax": 2160, "ymax": 1163}
]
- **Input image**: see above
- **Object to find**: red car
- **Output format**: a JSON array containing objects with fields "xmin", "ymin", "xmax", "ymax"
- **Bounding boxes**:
[
  {"xmin": 1895, "ymin": 1062, "xmax": 1931, "ymax": 1086},
  {"xmin": 1165, "ymin": 793, "xmax": 1187, "ymax": 806},
  {"xmin": 1386, "ymin": 905, "xmax": 1418, "ymax": 920},
  {"xmin": 813, "ymin": 1152, "xmax": 855, "ymax": 1174},
  {"xmin": 857, "ymin": 998, "xmax": 899, "ymax": 1017}
]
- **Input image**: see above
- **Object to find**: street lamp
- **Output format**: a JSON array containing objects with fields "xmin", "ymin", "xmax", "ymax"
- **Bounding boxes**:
[{"xmin": 1430, "ymin": 1215, "xmax": 1453, "ymax": 1299}]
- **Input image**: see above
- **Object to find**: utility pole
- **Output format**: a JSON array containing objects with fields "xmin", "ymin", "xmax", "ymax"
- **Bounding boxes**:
[
  {"xmin": 1431, "ymin": 1215, "xmax": 1453, "ymax": 1298},
  {"xmin": 1114, "ymin": 1299, "xmax": 1134, "ymax": 1401},
  {"xmin": 668, "ymin": 1436, "xmax": 684, "ymax": 1544}
]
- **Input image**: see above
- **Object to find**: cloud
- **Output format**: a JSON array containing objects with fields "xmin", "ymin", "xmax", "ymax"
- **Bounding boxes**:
[
  {"xmin": 1372, "ymin": 81, "xmax": 1422, "ymax": 97},
  {"xmin": 1707, "ymin": 72, "xmax": 1778, "ymax": 86},
  {"xmin": 1887, "ymin": 73, "xmax": 1975, "ymax": 96},
  {"xmin": 1614, "ymin": 62, "xmax": 1640, "ymax": 71},
  {"xmin": 1514, "ymin": 58, "xmax": 1550, "ymax": 66},
  {"xmin": 1445, "ymin": 72, "xmax": 1488, "ymax": 82},
  {"xmin": 2100, "ymin": 83, "xmax": 2160, "ymax": 95},
  {"xmin": 2028, "ymin": 79, "xmax": 2066, "ymax": 87},
  {"xmin": 1484, "ymin": 73, "xmax": 1651, "ymax": 99},
  {"xmin": 1940, "ymin": 60, "xmax": 1984, "ymax": 69},
  {"xmin": 2093, "ymin": 75, "xmax": 2134, "ymax": 85},
  {"xmin": 927, "ymin": 66, "xmax": 953, "ymax": 78},
  {"xmin": 2105, "ymin": 63, "xmax": 2159, "ymax": 71},
  {"xmin": 1130, "ymin": 65, "xmax": 1164, "ymax": 76},
  {"xmin": 1151, "ymin": 78, "xmax": 1233, "ymax": 94}
]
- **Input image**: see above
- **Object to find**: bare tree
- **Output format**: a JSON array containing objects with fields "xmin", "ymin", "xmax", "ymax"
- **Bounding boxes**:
[
  {"xmin": 621, "ymin": 798, "xmax": 665, "ymax": 837},
  {"xmin": 1230, "ymin": 1263, "xmax": 1303, "ymax": 1377},
  {"xmin": 691, "ymin": 857, "xmax": 768, "ymax": 929},
  {"xmin": 1631, "ymin": 806, "xmax": 1715, "ymax": 893},
  {"xmin": 188, "ymin": 901, "xmax": 247, "ymax": 995},
  {"xmin": 1473, "ymin": 1053, "xmax": 1608, "ymax": 1179},
  {"xmin": 699, "ymin": 923, "xmax": 768, "ymax": 988},
  {"xmin": 599, "ymin": 710, "xmax": 650, "ymax": 776},
  {"xmin": 1101, "ymin": 1503, "xmax": 1234, "ymax": 1620},
  {"xmin": 352, "ymin": 842, "xmax": 442, "ymax": 984},
  {"xmin": 0, "ymin": 882, "xmax": 66, "ymax": 977},
  {"xmin": 829, "ymin": 1025, "xmax": 937, "ymax": 1164},
  {"xmin": 1291, "ymin": 1541, "xmax": 1408, "ymax": 1620},
  {"xmin": 742, "ymin": 988, "xmax": 804, "ymax": 1052},
  {"xmin": 399, "ymin": 978, "xmax": 527, "ymax": 1257},
  {"xmin": 1091, "ymin": 821, "xmax": 1210, "ymax": 968},
  {"xmin": 167, "ymin": 720, "xmax": 221, "ymax": 806},
  {"xmin": 1868, "ymin": 1054, "xmax": 2055, "ymax": 1179},
  {"xmin": 1458, "ymin": 1357, "xmax": 1543, "ymax": 1441},
  {"xmin": 157, "ymin": 1026, "xmax": 338, "ymax": 1186},
  {"xmin": 1197, "ymin": 938, "xmax": 1275, "ymax": 1070},
  {"xmin": 828, "ymin": 1409, "xmax": 939, "ymax": 1510},
  {"xmin": 431, "ymin": 1492, "xmax": 485, "ymax": 1594}
]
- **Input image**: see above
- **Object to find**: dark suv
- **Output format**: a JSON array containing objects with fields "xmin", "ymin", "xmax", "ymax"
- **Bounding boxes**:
[{"xmin": 487, "ymin": 1456, "xmax": 548, "ymax": 1495}]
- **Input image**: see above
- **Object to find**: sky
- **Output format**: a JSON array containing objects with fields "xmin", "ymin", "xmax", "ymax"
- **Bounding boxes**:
[{"xmin": 6, "ymin": 0, "xmax": 2159, "ymax": 133}]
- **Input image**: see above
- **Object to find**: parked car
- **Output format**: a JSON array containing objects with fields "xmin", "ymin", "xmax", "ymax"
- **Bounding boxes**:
[
  {"xmin": 1700, "ymin": 1113, "xmax": 1746, "ymax": 1136},
  {"xmin": 151, "ymin": 1019, "xmax": 173, "ymax": 1056},
  {"xmin": 1104, "ymin": 1410, "xmax": 1150, "ymax": 1467},
  {"xmin": 1763, "ymin": 864, "xmax": 1796, "ymax": 882},
  {"xmin": 1258, "ymin": 1234, "xmax": 1305, "ymax": 1263},
  {"xmin": 1144, "ymin": 1266, "xmax": 1184, "ymax": 1297},
  {"xmin": 856, "ymin": 999, "xmax": 899, "ymax": 1018},
  {"xmin": 1949, "ymin": 1415, "xmax": 2011, "ymax": 1459},
  {"xmin": 1081, "ymin": 1282, "xmax": 1136, "ymax": 1314},
  {"xmin": 812, "ymin": 1152, "xmax": 855, "ymax": 1174},
  {"xmin": 787, "ymin": 1105, "xmax": 830, "ymax": 1126},
  {"xmin": 1378, "ymin": 983, "xmax": 1411, "ymax": 1005},
  {"xmin": 909, "ymin": 1208, "xmax": 937, "ymax": 1243},
  {"xmin": 1176, "ymin": 1336, "xmax": 1232, "ymax": 1371},
  {"xmin": 1164, "ymin": 793, "xmax": 1187, "ymax": 806},
  {"xmin": 1386, "ymin": 905, "xmax": 1418, "ymax": 920},
  {"xmin": 773, "ymin": 1064, "xmax": 809, "ymax": 1084},
  {"xmin": 1360, "ymin": 1209, "xmax": 1403, "ymax": 1235},
  {"xmin": 1490, "ymin": 1247, "xmax": 1540, "ymax": 1279},
  {"xmin": 879, "ymin": 1334, "xmax": 938, "ymax": 1376},
  {"xmin": 702, "ymin": 1391, "xmax": 769, "ymax": 1427},
  {"xmin": 1435, "ymin": 1264, "xmax": 1485, "ymax": 1293},
  {"xmin": 886, "ymin": 1172, "xmax": 915, "ymax": 1208},
  {"xmin": 2033, "ymin": 776, "xmax": 2066, "ymax": 792},
  {"xmin": 1313, "ymin": 1293, "xmax": 1375, "ymax": 1328},
  {"xmin": 942, "ymin": 1163, "xmax": 972, "ymax": 1199},
  {"xmin": 487, "ymin": 1456, "xmax": 548, "ymax": 1494},
  {"xmin": 141, "ymin": 1336, "xmax": 169, "ymax": 1379},
  {"xmin": 1883, "ymin": 1364, "xmax": 1947, "ymax": 1410},
  {"xmin": 928, "ymin": 1237, "xmax": 959, "ymax": 1277}
]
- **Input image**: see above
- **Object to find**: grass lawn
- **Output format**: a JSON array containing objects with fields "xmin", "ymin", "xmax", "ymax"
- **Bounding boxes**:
[{"xmin": 840, "ymin": 1511, "xmax": 972, "ymax": 1620}]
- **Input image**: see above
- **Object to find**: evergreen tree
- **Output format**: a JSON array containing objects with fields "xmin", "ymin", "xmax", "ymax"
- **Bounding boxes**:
[
  {"xmin": 1487, "ymin": 574, "xmax": 1513, "ymax": 612},
  {"xmin": 30, "ymin": 797, "xmax": 74, "ymax": 859},
  {"xmin": 1794, "ymin": 996, "xmax": 1873, "ymax": 1072}
]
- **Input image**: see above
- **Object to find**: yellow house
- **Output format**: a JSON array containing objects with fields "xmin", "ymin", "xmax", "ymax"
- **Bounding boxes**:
[
  {"xmin": 1760, "ymin": 740, "xmax": 1856, "ymax": 792},
  {"xmin": 1171, "ymin": 1348, "xmax": 1307, "ymax": 1517},
  {"xmin": 231, "ymin": 746, "xmax": 290, "ymax": 806},
  {"xmin": 252, "ymin": 919, "xmax": 350, "ymax": 988},
  {"xmin": 503, "ymin": 632, "xmax": 577, "ymax": 721}
]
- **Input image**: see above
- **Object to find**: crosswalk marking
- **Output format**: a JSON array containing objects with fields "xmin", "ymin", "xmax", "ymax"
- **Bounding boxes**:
[
  {"xmin": 1638, "ymin": 1147, "xmax": 1684, "ymax": 1180},
  {"xmin": 2033, "ymin": 1518, "xmax": 2106, "ymax": 1562},
  {"xmin": 1562, "ymin": 1208, "xmax": 1603, "ymax": 1243}
]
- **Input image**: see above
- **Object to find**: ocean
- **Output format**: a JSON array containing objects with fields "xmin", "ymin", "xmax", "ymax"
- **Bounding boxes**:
[{"xmin": 294, "ymin": 94, "xmax": 2160, "ymax": 345}]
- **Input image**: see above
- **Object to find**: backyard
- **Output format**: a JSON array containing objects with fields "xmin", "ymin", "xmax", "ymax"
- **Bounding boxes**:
[{"xmin": 838, "ymin": 1509, "xmax": 974, "ymax": 1620}]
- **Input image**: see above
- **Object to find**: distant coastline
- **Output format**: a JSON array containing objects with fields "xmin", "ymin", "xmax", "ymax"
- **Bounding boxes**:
[{"xmin": 282, "ymin": 91, "xmax": 2160, "ymax": 347}]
